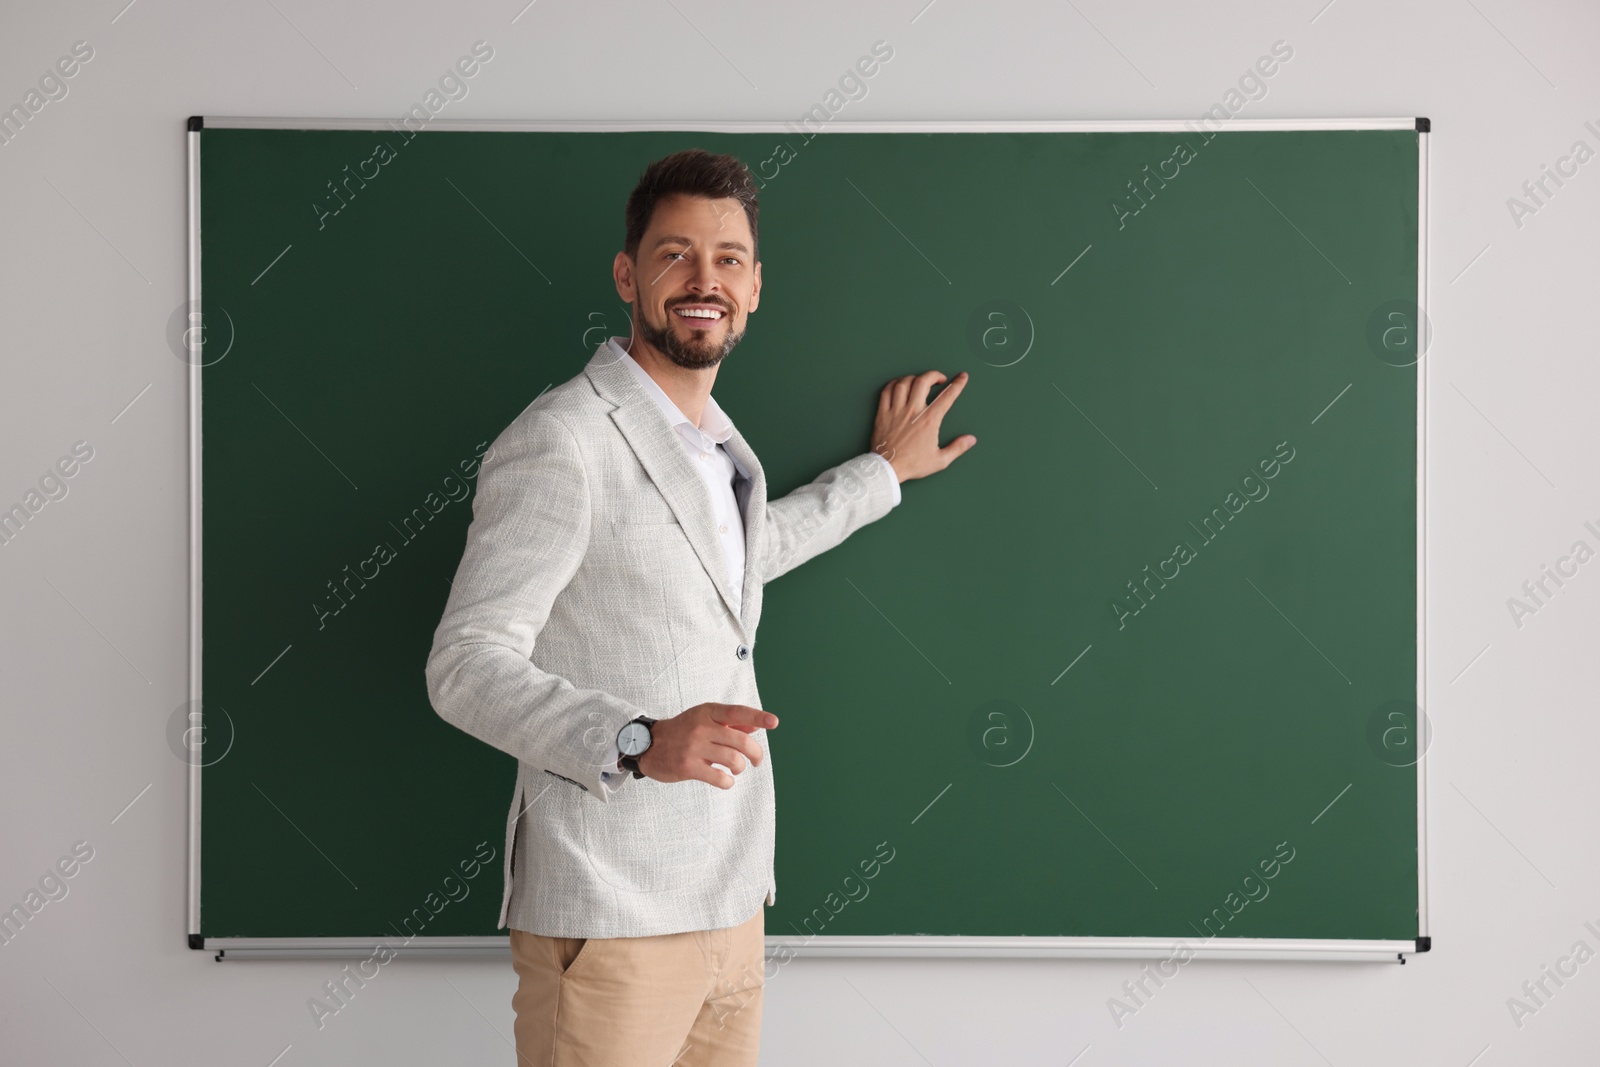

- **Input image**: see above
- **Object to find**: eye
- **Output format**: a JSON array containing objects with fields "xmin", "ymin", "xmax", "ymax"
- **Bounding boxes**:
[{"xmin": 662, "ymin": 251, "xmax": 741, "ymax": 266}]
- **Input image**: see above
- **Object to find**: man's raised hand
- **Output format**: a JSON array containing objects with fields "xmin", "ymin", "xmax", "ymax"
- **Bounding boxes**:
[{"xmin": 871, "ymin": 370, "xmax": 976, "ymax": 483}]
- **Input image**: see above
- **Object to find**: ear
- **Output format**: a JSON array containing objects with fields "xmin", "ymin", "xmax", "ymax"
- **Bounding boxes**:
[
  {"xmin": 749, "ymin": 259, "xmax": 761, "ymax": 314},
  {"xmin": 613, "ymin": 251, "xmax": 636, "ymax": 303}
]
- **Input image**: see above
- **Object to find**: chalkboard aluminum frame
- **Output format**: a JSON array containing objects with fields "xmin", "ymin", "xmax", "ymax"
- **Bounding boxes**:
[{"xmin": 187, "ymin": 117, "xmax": 1428, "ymax": 962}]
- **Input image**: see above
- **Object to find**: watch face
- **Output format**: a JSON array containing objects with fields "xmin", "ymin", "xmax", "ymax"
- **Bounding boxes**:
[{"xmin": 618, "ymin": 721, "xmax": 652, "ymax": 757}]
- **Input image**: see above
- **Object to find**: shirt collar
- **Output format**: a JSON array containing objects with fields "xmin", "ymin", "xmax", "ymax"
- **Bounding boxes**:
[{"xmin": 608, "ymin": 337, "xmax": 735, "ymax": 445}]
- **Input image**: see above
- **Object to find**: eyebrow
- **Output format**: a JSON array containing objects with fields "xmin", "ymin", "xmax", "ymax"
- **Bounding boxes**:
[{"xmin": 650, "ymin": 234, "xmax": 750, "ymax": 255}]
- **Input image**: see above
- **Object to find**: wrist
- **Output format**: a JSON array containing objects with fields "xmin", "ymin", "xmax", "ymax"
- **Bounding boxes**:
[{"xmin": 872, "ymin": 444, "xmax": 903, "ymax": 483}]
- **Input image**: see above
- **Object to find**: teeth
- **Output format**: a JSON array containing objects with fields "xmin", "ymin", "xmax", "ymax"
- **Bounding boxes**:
[{"xmin": 675, "ymin": 308, "xmax": 723, "ymax": 319}]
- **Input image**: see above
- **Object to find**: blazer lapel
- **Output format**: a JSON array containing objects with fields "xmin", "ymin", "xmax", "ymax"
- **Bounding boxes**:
[
  {"xmin": 721, "ymin": 426, "xmax": 766, "ymax": 632},
  {"xmin": 584, "ymin": 344, "xmax": 745, "ymax": 627}
]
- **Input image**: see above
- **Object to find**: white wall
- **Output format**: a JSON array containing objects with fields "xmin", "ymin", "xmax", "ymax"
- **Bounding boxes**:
[{"xmin": 2, "ymin": 0, "xmax": 1597, "ymax": 1062}]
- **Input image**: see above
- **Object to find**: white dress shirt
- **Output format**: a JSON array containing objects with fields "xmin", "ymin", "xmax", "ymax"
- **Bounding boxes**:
[{"xmin": 598, "ymin": 337, "xmax": 900, "ymax": 783}]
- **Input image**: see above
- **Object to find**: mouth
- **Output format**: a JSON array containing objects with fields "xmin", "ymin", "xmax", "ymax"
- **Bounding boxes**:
[{"xmin": 672, "ymin": 305, "xmax": 728, "ymax": 329}]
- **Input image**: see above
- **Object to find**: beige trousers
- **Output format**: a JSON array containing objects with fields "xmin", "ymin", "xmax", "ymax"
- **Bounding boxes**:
[{"xmin": 510, "ymin": 904, "xmax": 766, "ymax": 1067}]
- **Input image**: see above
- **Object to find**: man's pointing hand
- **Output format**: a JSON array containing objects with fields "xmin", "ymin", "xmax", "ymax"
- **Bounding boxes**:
[{"xmin": 637, "ymin": 702, "xmax": 776, "ymax": 789}]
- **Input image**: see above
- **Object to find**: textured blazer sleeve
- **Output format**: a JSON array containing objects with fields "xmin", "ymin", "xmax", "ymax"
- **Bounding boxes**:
[
  {"xmin": 425, "ymin": 410, "xmax": 643, "ymax": 801},
  {"xmin": 760, "ymin": 450, "xmax": 901, "ymax": 583}
]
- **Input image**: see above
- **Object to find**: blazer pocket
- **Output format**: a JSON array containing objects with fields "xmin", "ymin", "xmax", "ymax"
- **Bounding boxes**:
[
  {"xmin": 596, "ymin": 489, "xmax": 680, "ymax": 534},
  {"xmin": 603, "ymin": 518, "xmax": 684, "ymax": 541},
  {"xmin": 580, "ymin": 779, "xmax": 710, "ymax": 894}
]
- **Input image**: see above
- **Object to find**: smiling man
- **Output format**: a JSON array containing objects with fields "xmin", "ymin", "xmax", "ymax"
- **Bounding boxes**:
[{"xmin": 425, "ymin": 148, "xmax": 975, "ymax": 1067}]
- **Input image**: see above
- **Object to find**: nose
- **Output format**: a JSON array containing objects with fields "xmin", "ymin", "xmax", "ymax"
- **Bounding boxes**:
[{"xmin": 682, "ymin": 253, "xmax": 721, "ymax": 296}]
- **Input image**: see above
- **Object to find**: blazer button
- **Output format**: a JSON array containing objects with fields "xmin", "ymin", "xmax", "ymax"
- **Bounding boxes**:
[{"xmin": 735, "ymin": 643, "xmax": 750, "ymax": 660}]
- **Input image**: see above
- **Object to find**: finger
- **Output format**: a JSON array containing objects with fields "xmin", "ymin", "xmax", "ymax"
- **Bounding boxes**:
[
  {"xmin": 891, "ymin": 375, "xmax": 913, "ymax": 408},
  {"xmin": 715, "ymin": 734, "xmax": 761, "ymax": 770},
  {"xmin": 908, "ymin": 370, "xmax": 947, "ymax": 408},
  {"xmin": 929, "ymin": 371, "xmax": 968, "ymax": 414},
  {"xmin": 878, "ymin": 381, "xmax": 893, "ymax": 417},
  {"xmin": 937, "ymin": 432, "xmax": 978, "ymax": 467},
  {"xmin": 712, "ymin": 703, "xmax": 778, "ymax": 730},
  {"xmin": 713, "ymin": 725, "xmax": 764, "ymax": 766},
  {"xmin": 697, "ymin": 760, "xmax": 736, "ymax": 789}
]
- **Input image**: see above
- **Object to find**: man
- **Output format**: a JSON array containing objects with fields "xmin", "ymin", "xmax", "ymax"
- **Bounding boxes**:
[{"xmin": 425, "ymin": 148, "xmax": 975, "ymax": 1066}]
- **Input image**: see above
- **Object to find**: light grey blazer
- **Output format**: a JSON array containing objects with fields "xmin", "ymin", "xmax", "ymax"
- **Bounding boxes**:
[{"xmin": 424, "ymin": 342, "xmax": 900, "ymax": 938}]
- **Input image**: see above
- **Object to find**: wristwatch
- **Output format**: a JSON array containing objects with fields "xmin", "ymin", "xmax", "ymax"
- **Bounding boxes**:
[{"xmin": 616, "ymin": 716, "xmax": 658, "ymax": 779}]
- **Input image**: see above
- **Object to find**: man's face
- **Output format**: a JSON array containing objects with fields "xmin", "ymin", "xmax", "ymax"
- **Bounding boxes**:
[{"xmin": 615, "ymin": 193, "xmax": 761, "ymax": 371}]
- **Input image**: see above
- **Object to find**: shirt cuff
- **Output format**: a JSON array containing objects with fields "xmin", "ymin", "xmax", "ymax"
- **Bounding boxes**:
[
  {"xmin": 868, "ymin": 451, "xmax": 902, "ymax": 507},
  {"xmin": 598, "ymin": 741, "xmax": 622, "ymax": 782}
]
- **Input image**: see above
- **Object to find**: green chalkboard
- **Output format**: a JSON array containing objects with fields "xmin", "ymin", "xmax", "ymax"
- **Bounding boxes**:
[{"xmin": 193, "ymin": 121, "xmax": 1423, "ymax": 948}]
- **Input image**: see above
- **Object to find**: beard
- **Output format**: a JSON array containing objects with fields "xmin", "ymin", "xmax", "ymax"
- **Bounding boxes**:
[{"xmin": 636, "ymin": 303, "xmax": 746, "ymax": 371}]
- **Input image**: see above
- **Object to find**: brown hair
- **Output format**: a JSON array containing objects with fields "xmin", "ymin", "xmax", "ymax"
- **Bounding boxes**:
[{"xmin": 623, "ymin": 149, "xmax": 760, "ymax": 262}]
